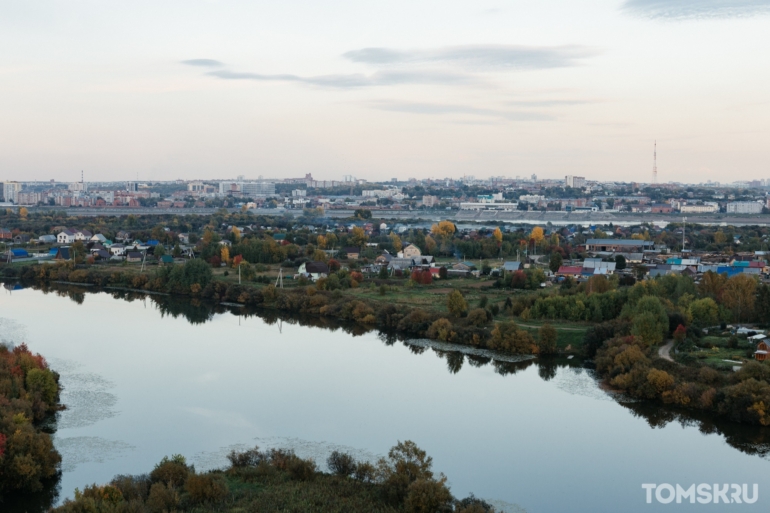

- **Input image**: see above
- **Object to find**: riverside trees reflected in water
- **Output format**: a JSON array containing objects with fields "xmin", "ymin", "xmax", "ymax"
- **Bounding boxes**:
[
  {"xmin": 3, "ymin": 284, "xmax": 770, "ymax": 512},
  {"xmin": 31, "ymin": 284, "xmax": 770, "ymax": 457}
]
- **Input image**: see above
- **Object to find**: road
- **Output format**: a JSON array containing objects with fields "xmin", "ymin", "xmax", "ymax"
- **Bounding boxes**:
[{"xmin": 658, "ymin": 340, "xmax": 674, "ymax": 362}]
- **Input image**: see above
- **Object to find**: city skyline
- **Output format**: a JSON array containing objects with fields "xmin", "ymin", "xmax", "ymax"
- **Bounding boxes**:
[{"xmin": 2, "ymin": 0, "xmax": 770, "ymax": 183}]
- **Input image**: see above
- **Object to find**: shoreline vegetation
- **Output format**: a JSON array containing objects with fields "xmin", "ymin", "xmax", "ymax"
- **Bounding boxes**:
[
  {"xmin": 0, "ymin": 343, "xmax": 62, "ymax": 506},
  {"xmin": 52, "ymin": 442, "xmax": 500, "ymax": 513},
  {"xmin": 6, "ymin": 257, "xmax": 770, "ymax": 428}
]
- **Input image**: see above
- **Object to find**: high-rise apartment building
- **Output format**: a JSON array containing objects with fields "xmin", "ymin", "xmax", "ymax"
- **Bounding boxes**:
[
  {"xmin": 2, "ymin": 182, "xmax": 23, "ymax": 203},
  {"xmin": 565, "ymin": 176, "xmax": 586, "ymax": 188}
]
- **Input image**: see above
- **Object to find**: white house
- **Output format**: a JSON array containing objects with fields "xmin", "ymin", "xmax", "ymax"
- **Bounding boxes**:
[
  {"xmin": 90, "ymin": 234, "xmax": 107, "ymax": 243},
  {"xmin": 74, "ymin": 230, "xmax": 93, "ymax": 241},
  {"xmin": 109, "ymin": 244, "xmax": 126, "ymax": 256},
  {"xmin": 298, "ymin": 261, "xmax": 329, "ymax": 281},
  {"xmin": 57, "ymin": 230, "xmax": 76, "ymax": 244}
]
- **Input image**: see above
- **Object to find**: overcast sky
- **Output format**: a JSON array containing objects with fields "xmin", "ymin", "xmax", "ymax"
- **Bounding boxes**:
[{"xmin": 1, "ymin": 0, "xmax": 769, "ymax": 183}]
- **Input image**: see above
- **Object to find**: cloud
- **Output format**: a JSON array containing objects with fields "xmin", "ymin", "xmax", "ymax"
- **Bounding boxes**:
[
  {"xmin": 342, "ymin": 45, "xmax": 598, "ymax": 71},
  {"xmin": 622, "ymin": 0, "xmax": 770, "ymax": 19},
  {"xmin": 205, "ymin": 69, "xmax": 476, "ymax": 88},
  {"xmin": 506, "ymin": 99, "xmax": 598, "ymax": 107},
  {"xmin": 368, "ymin": 100, "xmax": 554, "ymax": 121},
  {"xmin": 181, "ymin": 59, "xmax": 224, "ymax": 67}
]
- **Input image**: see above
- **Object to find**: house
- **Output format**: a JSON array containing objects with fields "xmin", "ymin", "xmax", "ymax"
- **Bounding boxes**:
[
  {"xmin": 57, "ymin": 230, "xmax": 76, "ymax": 244},
  {"xmin": 582, "ymin": 259, "xmax": 616, "ymax": 273},
  {"xmin": 126, "ymin": 251, "xmax": 144, "ymax": 263},
  {"xmin": 453, "ymin": 262, "xmax": 477, "ymax": 271},
  {"xmin": 13, "ymin": 234, "xmax": 31, "ymax": 244},
  {"xmin": 0, "ymin": 228, "xmax": 12, "ymax": 240},
  {"xmin": 503, "ymin": 261, "xmax": 522, "ymax": 272},
  {"xmin": 54, "ymin": 247, "xmax": 71, "ymax": 260},
  {"xmin": 756, "ymin": 340, "xmax": 770, "ymax": 361},
  {"xmin": 38, "ymin": 234, "xmax": 56, "ymax": 244},
  {"xmin": 91, "ymin": 234, "xmax": 107, "ymax": 243},
  {"xmin": 178, "ymin": 233, "xmax": 190, "ymax": 244},
  {"xmin": 74, "ymin": 230, "xmax": 93, "ymax": 241},
  {"xmin": 585, "ymin": 239, "xmax": 654, "ymax": 253},
  {"xmin": 160, "ymin": 255, "xmax": 175, "ymax": 265},
  {"xmin": 387, "ymin": 258, "xmax": 416, "ymax": 272},
  {"xmin": 343, "ymin": 247, "xmax": 361, "ymax": 260},
  {"xmin": 93, "ymin": 249, "xmax": 110, "ymax": 260},
  {"xmin": 400, "ymin": 244, "xmax": 422, "ymax": 258},
  {"xmin": 109, "ymin": 244, "xmax": 126, "ymax": 256},
  {"xmin": 9, "ymin": 248, "xmax": 29, "ymax": 259},
  {"xmin": 116, "ymin": 230, "xmax": 132, "ymax": 242},
  {"xmin": 298, "ymin": 261, "xmax": 329, "ymax": 281},
  {"xmin": 557, "ymin": 265, "xmax": 583, "ymax": 277},
  {"xmin": 375, "ymin": 251, "xmax": 393, "ymax": 265}
]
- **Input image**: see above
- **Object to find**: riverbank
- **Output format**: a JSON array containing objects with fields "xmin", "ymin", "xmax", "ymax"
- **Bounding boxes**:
[
  {"xmin": 0, "ymin": 343, "xmax": 62, "ymax": 506},
  {"xmin": 52, "ymin": 442, "xmax": 499, "ymax": 513}
]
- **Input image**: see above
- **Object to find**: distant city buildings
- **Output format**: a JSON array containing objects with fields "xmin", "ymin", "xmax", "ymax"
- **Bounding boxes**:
[
  {"xmin": 565, "ymin": 176, "xmax": 586, "ymax": 188},
  {"xmin": 727, "ymin": 201, "xmax": 764, "ymax": 214}
]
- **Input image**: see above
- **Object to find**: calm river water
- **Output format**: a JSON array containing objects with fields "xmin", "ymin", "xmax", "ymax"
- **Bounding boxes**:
[{"xmin": 2, "ymin": 286, "xmax": 770, "ymax": 512}]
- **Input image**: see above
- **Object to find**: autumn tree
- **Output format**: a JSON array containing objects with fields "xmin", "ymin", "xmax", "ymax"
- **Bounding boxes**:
[
  {"xmin": 446, "ymin": 289, "xmax": 467, "ymax": 317},
  {"xmin": 722, "ymin": 274, "xmax": 757, "ymax": 322},
  {"xmin": 231, "ymin": 226, "xmax": 241, "ymax": 243},
  {"xmin": 316, "ymin": 235, "xmax": 327, "ymax": 249},
  {"xmin": 538, "ymin": 323, "xmax": 558, "ymax": 355},
  {"xmin": 220, "ymin": 246, "xmax": 230, "ymax": 265},
  {"xmin": 431, "ymin": 221, "xmax": 455, "ymax": 239},
  {"xmin": 529, "ymin": 226, "xmax": 544, "ymax": 245},
  {"xmin": 698, "ymin": 270, "xmax": 727, "ymax": 300},
  {"xmin": 389, "ymin": 232, "xmax": 402, "ymax": 253},
  {"xmin": 424, "ymin": 235, "xmax": 436, "ymax": 255},
  {"xmin": 349, "ymin": 226, "xmax": 368, "ymax": 247},
  {"xmin": 492, "ymin": 227, "xmax": 503, "ymax": 244}
]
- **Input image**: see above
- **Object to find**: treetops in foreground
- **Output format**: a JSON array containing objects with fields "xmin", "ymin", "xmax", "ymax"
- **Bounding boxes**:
[{"xmin": 53, "ymin": 441, "xmax": 498, "ymax": 513}]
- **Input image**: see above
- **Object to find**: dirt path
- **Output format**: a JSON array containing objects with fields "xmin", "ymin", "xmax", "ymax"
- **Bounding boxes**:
[
  {"xmin": 516, "ymin": 323, "xmax": 585, "ymax": 332},
  {"xmin": 658, "ymin": 340, "xmax": 674, "ymax": 362}
]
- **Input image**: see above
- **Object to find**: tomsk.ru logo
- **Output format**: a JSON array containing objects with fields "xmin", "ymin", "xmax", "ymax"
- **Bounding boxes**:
[{"xmin": 642, "ymin": 484, "xmax": 758, "ymax": 504}]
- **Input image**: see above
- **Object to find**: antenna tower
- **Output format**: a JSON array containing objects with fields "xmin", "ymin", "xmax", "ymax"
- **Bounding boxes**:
[{"xmin": 653, "ymin": 141, "xmax": 657, "ymax": 184}]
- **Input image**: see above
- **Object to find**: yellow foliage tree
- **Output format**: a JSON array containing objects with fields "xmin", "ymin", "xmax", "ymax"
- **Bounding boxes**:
[
  {"xmin": 424, "ymin": 235, "xmax": 436, "ymax": 255},
  {"xmin": 529, "ymin": 226, "xmax": 544, "ymax": 244},
  {"xmin": 231, "ymin": 227, "xmax": 241, "ymax": 243},
  {"xmin": 492, "ymin": 227, "xmax": 503, "ymax": 244},
  {"xmin": 431, "ymin": 221, "xmax": 455, "ymax": 239},
  {"xmin": 220, "ymin": 246, "xmax": 230, "ymax": 265},
  {"xmin": 389, "ymin": 232, "xmax": 402, "ymax": 252},
  {"xmin": 316, "ymin": 235, "xmax": 327, "ymax": 249},
  {"xmin": 350, "ymin": 226, "xmax": 368, "ymax": 246},
  {"xmin": 19, "ymin": 207, "xmax": 28, "ymax": 219}
]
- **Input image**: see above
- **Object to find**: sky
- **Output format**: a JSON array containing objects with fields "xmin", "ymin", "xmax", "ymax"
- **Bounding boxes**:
[{"xmin": 1, "ymin": 0, "xmax": 769, "ymax": 184}]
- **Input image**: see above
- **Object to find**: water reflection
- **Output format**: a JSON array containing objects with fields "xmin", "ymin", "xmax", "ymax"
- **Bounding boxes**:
[{"xmin": 4, "ymin": 283, "xmax": 770, "ymax": 511}]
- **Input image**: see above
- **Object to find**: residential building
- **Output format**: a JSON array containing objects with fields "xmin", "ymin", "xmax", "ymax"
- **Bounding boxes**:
[
  {"xmin": 565, "ymin": 176, "xmax": 586, "ymax": 188},
  {"xmin": 400, "ymin": 244, "xmax": 422, "ymax": 258},
  {"xmin": 57, "ymin": 230, "xmax": 76, "ymax": 244},
  {"xmin": 241, "ymin": 181, "xmax": 276, "ymax": 197},
  {"xmin": 2, "ymin": 182, "xmax": 23, "ymax": 203},
  {"xmin": 727, "ymin": 201, "xmax": 763, "ymax": 214},
  {"xmin": 584, "ymin": 238, "xmax": 654, "ymax": 252}
]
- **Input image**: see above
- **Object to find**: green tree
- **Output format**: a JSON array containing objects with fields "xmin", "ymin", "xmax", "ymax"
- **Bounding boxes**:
[
  {"xmin": 154, "ymin": 244, "xmax": 166, "ymax": 258},
  {"xmin": 722, "ymin": 274, "xmax": 757, "ymax": 322},
  {"xmin": 446, "ymin": 289, "xmax": 467, "ymax": 317},
  {"xmin": 538, "ymin": 323, "xmax": 558, "ymax": 355},
  {"xmin": 615, "ymin": 255, "xmax": 627, "ymax": 270},
  {"xmin": 689, "ymin": 297, "xmax": 719, "ymax": 327},
  {"xmin": 549, "ymin": 252, "xmax": 563, "ymax": 273}
]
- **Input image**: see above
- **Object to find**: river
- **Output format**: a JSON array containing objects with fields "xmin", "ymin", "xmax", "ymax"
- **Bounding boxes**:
[{"xmin": 1, "ymin": 285, "xmax": 769, "ymax": 512}]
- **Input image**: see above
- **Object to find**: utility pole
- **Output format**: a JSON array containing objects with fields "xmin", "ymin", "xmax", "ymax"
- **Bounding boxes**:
[{"xmin": 682, "ymin": 217, "xmax": 686, "ymax": 252}]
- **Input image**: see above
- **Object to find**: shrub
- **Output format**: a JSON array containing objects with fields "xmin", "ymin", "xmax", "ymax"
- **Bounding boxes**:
[
  {"xmin": 427, "ymin": 318, "xmax": 455, "ymax": 341},
  {"xmin": 227, "ymin": 447, "xmax": 265, "ymax": 468},
  {"xmin": 288, "ymin": 456, "xmax": 317, "ymax": 481},
  {"xmin": 404, "ymin": 477, "xmax": 453, "ymax": 513},
  {"xmin": 110, "ymin": 474, "xmax": 151, "ymax": 502},
  {"xmin": 150, "ymin": 455, "xmax": 191, "ymax": 488},
  {"xmin": 184, "ymin": 473, "xmax": 229, "ymax": 504},
  {"xmin": 146, "ymin": 482, "xmax": 179, "ymax": 513},
  {"xmin": 466, "ymin": 308, "xmax": 490, "ymax": 327},
  {"xmin": 327, "ymin": 451, "xmax": 357, "ymax": 477}
]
